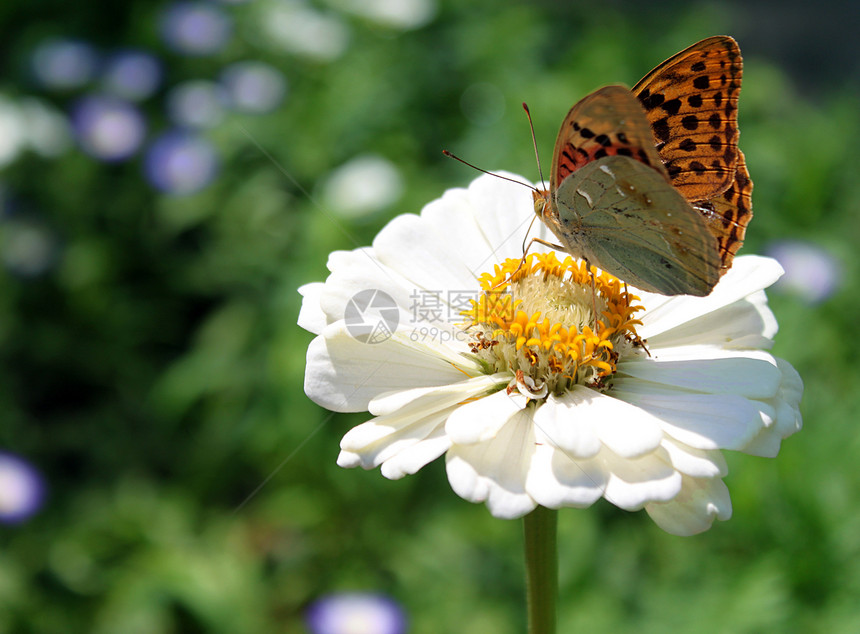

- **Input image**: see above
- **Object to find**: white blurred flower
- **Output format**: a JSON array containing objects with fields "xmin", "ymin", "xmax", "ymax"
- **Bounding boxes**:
[
  {"xmin": 259, "ymin": 0, "xmax": 349, "ymax": 62},
  {"xmin": 0, "ymin": 96, "xmax": 26, "ymax": 167},
  {"xmin": 300, "ymin": 173, "xmax": 803, "ymax": 536},
  {"xmin": 1, "ymin": 218, "xmax": 58, "ymax": 277},
  {"xmin": 0, "ymin": 96, "xmax": 71, "ymax": 166},
  {"xmin": 166, "ymin": 80, "xmax": 227, "ymax": 129},
  {"xmin": 219, "ymin": 61, "xmax": 287, "ymax": 113},
  {"xmin": 321, "ymin": 155, "xmax": 403, "ymax": 218},
  {"xmin": 327, "ymin": 0, "xmax": 436, "ymax": 30},
  {"xmin": 306, "ymin": 593, "xmax": 406, "ymax": 634},
  {"xmin": 19, "ymin": 98, "xmax": 73, "ymax": 158},
  {"xmin": 766, "ymin": 239, "xmax": 841, "ymax": 304}
]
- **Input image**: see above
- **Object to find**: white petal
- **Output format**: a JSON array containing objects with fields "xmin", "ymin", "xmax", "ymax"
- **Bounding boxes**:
[
  {"xmin": 318, "ymin": 248, "xmax": 426, "ymax": 337},
  {"xmin": 545, "ymin": 386, "xmax": 663, "ymax": 458},
  {"xmin": 380, "ymin": 426, "xmax": 452, "ymax": 479},
  {"xmin": 638, "ymin": 256, "xmax": 783, "ymax": 338},
  {"xmin": 368, "ymin": 373, "xmax": 507, "ymax": 416},
  {"xmin": 337, "ymin": 449, "xmax": 362, "ymax": 468},
  {"xmin": 709, "ymin": 359, "xmax": 800, "ymax": 458},
  {"xmin": 525, "ymin": 443, "xmax": 606, "ymax": 508},
  {"xmin": 531, "ymin": 392, "xmax": 601, "ymax": 459},
  {"xmin": 319, "ymin": 248, "xmax": 477, "ymax": 359},
  {"xmin": 304, "ymin": 326, "xmax": 472, "ymax": 412},
  {"xmin": 737, "ymin": 408, "xmax": 780, "ymax": 456},
  {"xmin": 373, "ymin": 213, "xmax": 481, "ymax": 293},
  {"xmin": 612, "ymin": 381, "xmax": 763, "ymax": 450},
  {"xmin": 644, "ymin": 291, "xmax": 777, "ymax": 350},
  {"xmin": 771, "ymin": 357, "xmax": 804, "ymax": 438},
  {"xmin": 420, "ymin": 186, "xmax": 508, "ymax": 277},
  {"xmin": 340, "ymin": 409, "xmax": 449, "ymax": 468},
  {"xmin": 445, "ymin": 388, "xmax": 526, "ymax": 444},
  {"xmin": 465, "ymin": 172, "xmax": 552, "ymax": 263},
  {"xmin": 645, "ymin": 475, "xmax": 732, "ymax": 536},
  {"xmin": 297, "ymin": 282, "xmax": 326, "ymax": 334},
  {"xmin": 601, "ymin": 447, "xmax": 682, "ymax": 510},
  {"xmin": 619, "ymin": 351, "xmax": 781, "ymax": 399},
  {"xmin": 446, "ymin": 408, "xmax": 538, "ymax": 519},
  {"xmin": 659, "ymin": 439, "xmax": 727, "ymax": 478},
  {"xmin": 340, "ymin": 377, "xmax": 506, "ymax": 464}
]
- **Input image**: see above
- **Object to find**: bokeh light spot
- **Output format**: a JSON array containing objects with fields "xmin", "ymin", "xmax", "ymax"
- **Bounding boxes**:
[
  {"xmin": 260, "ymin": 2, "xmax": 349, "ymax": 61},
  {"xmin": 161, "ymin": 2, "xmax": 233, "ymax": 55},
  {"xmin": 144, "ymin": 131, "xmax": 219, "ymax": 194},
  {"xmin": 0, "ymin": 453, "xmax": 46, "ymax": 524},
  {"xmin": 102, "ymin": 50, "xmax": 163, "ymax": 101},
  {"xmin": 220, "ymin": 61, "xmax": 287, "ymax": 113},
  {"xmin": 167, "ymin": 80, "xmax": 227, "ymax": 128},
  {"xmin": 322, "ymin": 155, "xmax": 404, "ymax": 218},
  {"xmin": 71, "ymin": 95, "xmax": 146, "ymax": 161},
  {"xmin": 306, "ymin": 593, "xmax": 406, "ymax": 634},
  {"xmin": 766, "ymin": 239, "xmax": 842, "ymax": 304},
  {"xmin": 31, "ymin": 39, "xmax": 98, "ymax": 90}
]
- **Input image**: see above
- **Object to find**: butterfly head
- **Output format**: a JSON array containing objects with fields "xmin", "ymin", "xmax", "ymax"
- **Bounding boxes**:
[{"xmin": 532, "ymin": 189, "xmax": 552, "ymax": 220}]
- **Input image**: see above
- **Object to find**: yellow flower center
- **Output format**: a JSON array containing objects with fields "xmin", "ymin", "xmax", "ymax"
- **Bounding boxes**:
[{"xmin": 461, "ymin": 252, "xmax": 645, "ymax": 397}]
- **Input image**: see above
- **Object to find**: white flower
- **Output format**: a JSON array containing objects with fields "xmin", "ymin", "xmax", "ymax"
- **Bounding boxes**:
[{"xmin": 299, "ymin": 173, "xmax": 803, "ymax": 536}]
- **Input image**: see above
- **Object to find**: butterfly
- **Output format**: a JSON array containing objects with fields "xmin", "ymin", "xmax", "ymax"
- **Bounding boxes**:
[{"xmin": 532, "ymin": 35, "xmax": 752, "ymax": 296}]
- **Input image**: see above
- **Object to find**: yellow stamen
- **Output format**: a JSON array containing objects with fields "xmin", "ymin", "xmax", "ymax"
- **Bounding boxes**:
[{"xmin": 461, "ymin": 252, "xmax": 645, "ymax": 394}]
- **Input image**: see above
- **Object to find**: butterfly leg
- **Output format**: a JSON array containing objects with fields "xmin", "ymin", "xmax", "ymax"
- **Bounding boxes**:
[
  {"xmin": 621, "ymin": 282, "xmax": 651, "ymax": 357},
  {"xmin": 585, "ymin": 258, "xmax": 600, "ymax": 335}
]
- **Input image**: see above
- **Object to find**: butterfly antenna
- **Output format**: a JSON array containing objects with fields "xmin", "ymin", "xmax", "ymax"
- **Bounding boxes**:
[
  {"xmin": 522, "ymin": 103, "xmax": 545, "ymax": 186},
  {"xmin": 442, "ymin": 150, "xmax": 538, "ymax": 192}
]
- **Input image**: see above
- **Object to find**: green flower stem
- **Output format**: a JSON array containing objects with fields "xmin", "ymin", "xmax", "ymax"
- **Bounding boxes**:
[{"xmin": 523, "ymin": 505, "xmax": 558, "ymax": 634}]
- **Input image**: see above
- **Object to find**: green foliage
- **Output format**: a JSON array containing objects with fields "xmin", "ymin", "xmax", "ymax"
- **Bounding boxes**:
[{"xmin": 1, "ymin": 1, "xmax": 858, "ymax": 632}]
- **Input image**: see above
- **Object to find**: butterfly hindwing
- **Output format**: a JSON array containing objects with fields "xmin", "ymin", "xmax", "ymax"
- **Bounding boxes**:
[
  {"xmin": 693, "ymin": 149, "xmax": 752, "ymax": 273},
  {"xmin": 550, "ymin": 155, "xmax": 721, "ymax": 296}
]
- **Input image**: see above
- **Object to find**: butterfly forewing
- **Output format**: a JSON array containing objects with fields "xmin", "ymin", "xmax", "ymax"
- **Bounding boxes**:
[
  {"xmin": 549, "ymin": 85, "xmax": 668, "ymax": 192},
  {"xmin": 632, "ymin": 35, "xmax": 743, "ymax": 201},
  {"xmin": 550, "ymin": 155, "xmax": 721, "ymax": 296}
]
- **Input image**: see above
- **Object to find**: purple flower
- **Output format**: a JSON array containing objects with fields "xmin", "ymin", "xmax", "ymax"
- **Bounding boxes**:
[
  {"xmin": 160, "ymin": 3, "xmax": 232, "ymax": 56},
  {"xmin": 31, "ymin": 39, "xmax": 99, "ymax": 90},
  {"xmin": 144, "ymin": 130, "xmax": 219, "ymax": 194},
  {"xmin": 306, "ymin": 593, "xmax": 406, "ymax": 634},
  {"xmin": 0, "ymin": 453, "xmax": 46, "ymax": 524},
  {"xmin": 71, "ymin": 95, "xmax": 146, "ymax": 161},
  {"xmin": 102, "ymin": 50, "xmax": 162, "ymax": 101},
  {"xmin": 766, "ymin": 239, "xmax": 842, "ymax": 304}
]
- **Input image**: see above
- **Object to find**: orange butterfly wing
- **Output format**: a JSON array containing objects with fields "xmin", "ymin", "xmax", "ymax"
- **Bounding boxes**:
[
  {"xmin": 694, "ymin": 149, "xmax": 753, "ymax": 273},
  {"xmin": 632, "ymin": 35, "xmax": 751, "ymax": 273},
  {"xmin": 548, "ymin": 85, "xmax": 668, "ymax": 193},
  {"xmin": 632, "ymin": 35, "xmax": 742, "ymax": 201}
]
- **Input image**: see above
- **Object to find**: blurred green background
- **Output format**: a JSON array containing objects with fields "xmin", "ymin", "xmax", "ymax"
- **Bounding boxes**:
[{"xmin": 1, "ymin": 0, "xmax": 858, "ymax": 632}]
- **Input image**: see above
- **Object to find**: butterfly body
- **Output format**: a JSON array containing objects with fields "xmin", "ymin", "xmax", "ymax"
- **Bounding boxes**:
[{"xmin": 533, "ymin": 36, "xmax": 752, "ymax": 297}]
